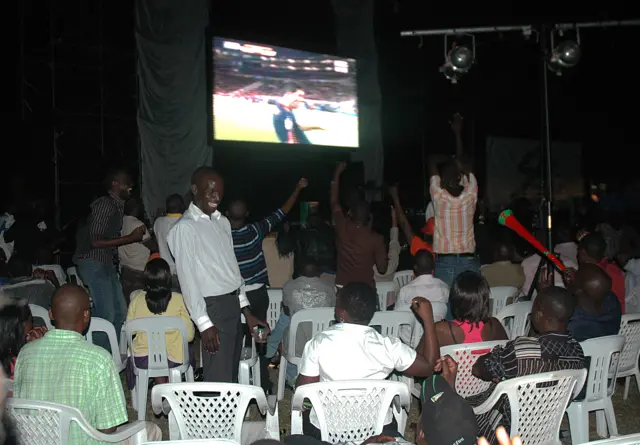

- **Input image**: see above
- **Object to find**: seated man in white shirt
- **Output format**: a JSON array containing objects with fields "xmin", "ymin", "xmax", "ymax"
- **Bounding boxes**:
[
  {"xmin": 297, "ymin": 282, "xmax": 439, "ymax": 438},
  {"xmin": 394, "ymin": 250, "xmax": 448, "ymax": 347}
]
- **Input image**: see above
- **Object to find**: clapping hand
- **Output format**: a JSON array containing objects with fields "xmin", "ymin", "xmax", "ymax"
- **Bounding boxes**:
[{"xmin": 478, "ymin": 426, "xmax": 522, "ymax": 445}]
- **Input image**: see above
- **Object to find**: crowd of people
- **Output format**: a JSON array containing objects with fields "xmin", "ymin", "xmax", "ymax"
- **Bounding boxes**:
[{"xmin": 0, "ymin": 113, "xmax": 637, "ymax": 445}]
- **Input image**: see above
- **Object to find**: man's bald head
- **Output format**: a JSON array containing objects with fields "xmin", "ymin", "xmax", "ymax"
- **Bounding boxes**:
[
  {"xmin": 50, "ymin": 284, "xmax": 91, "ymax": 332},
  {"xmin": 572, "ymin": 263, "xmax": 612, "ymax": 303}
]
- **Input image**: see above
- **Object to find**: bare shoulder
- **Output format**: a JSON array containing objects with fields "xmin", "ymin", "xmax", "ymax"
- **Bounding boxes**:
[{"xmin": 483, "ymin": 317, "xmax": 508, "ymax": 340}]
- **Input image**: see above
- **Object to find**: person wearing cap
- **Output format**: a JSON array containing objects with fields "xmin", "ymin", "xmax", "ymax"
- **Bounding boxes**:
[{"xmin": 466, "ymin": 286, "xmax": 586, "ymax": 444}]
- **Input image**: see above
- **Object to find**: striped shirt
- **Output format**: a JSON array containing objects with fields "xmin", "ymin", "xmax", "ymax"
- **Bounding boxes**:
[
  {"xmin": 231, "ymin": 209, "xmax": 285, "ymax": 286},
  {"xmin": 467, "ymin": 332, "xmax": 585, "ymax": 445},
  {"xmin": 430, "ymin": 173, "xmax": 478, "ymax": 254},
  {"xmin": 74, "ymin": 192, "xmax": 125, "ymax": 265},
  {"xmin": 14, "ymin": 329, "xmax": 128, "ymax": 445}
]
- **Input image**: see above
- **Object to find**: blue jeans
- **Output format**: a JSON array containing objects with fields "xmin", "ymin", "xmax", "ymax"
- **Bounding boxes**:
[
  {"xmin": 266, "ymin": 311, "xmax": 297, "ymax": 385},
  {"xmin": 76, "ymin": 258, "xmax": 127, "ymax": 351},
  {"xmin": 434, "ymin": 254, "xmax": 480, "ymax": 319}
]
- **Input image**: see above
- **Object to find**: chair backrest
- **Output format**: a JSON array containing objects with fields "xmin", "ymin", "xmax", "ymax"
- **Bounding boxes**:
[
  {"xmin": 125, "ymin": 316, "xmax": 189, "ymax": 371},
  {"xmin": 479, "ymin": 369, "xmax": 587, "ymax": 445},
  {"xmin": 85, "ymin": 317, "xmax": 123, "ymax": 369},
  {"xmin": 266, "ymin": 288, "xmax": 283, "ymax": 331},
  {"xmin": 581, "ymin": 433, "xmax": 640, "ymax": 445},
  {"xmin": 286, "ymin": 308, "xmax": 335, "ymax": 365},
  {"xmin": 65, "ymin": 267, "xmax": 86, "ymax": 289},
  {"xmin": 368, "ymin": 310, "xmax": 415, "ymax": 339},
  {"xmin": 33, "ymin": 264, "xmax": 67, "ymax": 284},
  {"xmin": 142, "ymin": 441, "xmax": 241, "ymax": 445},
  {"xmin": 393, "ymin": 270, "xmax": 413, "ymax": 289},
  {"xmin": 29, "ymin": 304, "xmax": 54, "ymax": 331},
  {"xmin": 374, "ymin": 280, "xmax": 399, "ymax": 310},
  {"xmin": 489, "ymin": 286, "xmax": 519, "ymax": 317},
  {"xmin": 580, "ymin": 335, "xmax": 625, "ymax": 402},
  {"xmin": 151, "ymin": 382, "xmax": 269, "ymax": 442},
  {"xmin": 618, "ymin": 314, "xmax": 640, "ymax": 374},
  {"xmin": 440, "ymin": 340, "xmax": 508, "ymax": 398},
  {"xmin": 291, "ymin": 380, "xmax": 410, "ymax": 444},
  {"xmin": 496, "ymin": 301, "xmax": 533, "ymax": 340}
]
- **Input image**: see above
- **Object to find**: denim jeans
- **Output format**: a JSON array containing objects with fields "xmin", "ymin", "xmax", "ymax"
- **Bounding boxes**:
[
  {"xmin": 76, "ymin": 258, "xmax": 127, "ymax": 351},
  {"xmin": 434, "ymin": 254, "xmax": 480, "ymax": 319},
  {"xmin": 266, "ymin": 311, "xmax": 297, "ymax": 385}
]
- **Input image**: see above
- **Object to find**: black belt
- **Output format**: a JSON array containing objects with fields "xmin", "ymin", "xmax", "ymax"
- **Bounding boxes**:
[
  {"xmin": 436, "ymin": 252, "xmax": 476, "ymax": 258},
  {"xmin": 213, "ymin": 288, "xmax": 240, "ymax": 297}
]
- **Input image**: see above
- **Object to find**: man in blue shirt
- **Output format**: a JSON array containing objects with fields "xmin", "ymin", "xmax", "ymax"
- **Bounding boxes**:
[
  {"xmin": 227, "ymin": 177, "xmax": 308, "ymax": 391},
  {"xmin": 271, "ymin": 82, "xmax": 324, "ymax": 144}
]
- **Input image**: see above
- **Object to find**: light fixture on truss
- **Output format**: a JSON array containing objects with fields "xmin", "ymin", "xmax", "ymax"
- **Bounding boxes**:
[
  {"xmin": 440, "ymin": 34, "xmax": 475, "ymax": 83},
  {"xmin": 548, "ymin": 28, "xmax": 581, "ymax": 75}
]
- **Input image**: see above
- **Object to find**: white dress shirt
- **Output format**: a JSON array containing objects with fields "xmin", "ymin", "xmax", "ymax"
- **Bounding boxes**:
[
  {"xmin": 394, "ymin": 274, "xmax": 449, "ymax": 346},
  {"xmin": 118, "ymin": 215, "xmax": 151, "ymax": 271},
  {"xmin": 299, "ymin": 322, "xmax": 417, "ymax": 427},
  {"xmin": 167, "ymin": 203, "xmax": 249, "ymax": 332},
  {"xmin": 154, "ymin": 213, "xmax": 182, "ymax": 275}
]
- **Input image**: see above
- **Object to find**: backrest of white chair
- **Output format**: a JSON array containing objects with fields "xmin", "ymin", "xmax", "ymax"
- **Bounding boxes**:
[
  {"xmin": 618, "ymin": 314, "xmax": 640, "ymax": 374},
  {"xmin": 496, "ymin": 301, "xmax": 533, "ymax": 340},
  {"xmin": 34, "ymin": 264, "xmax": 67, "ymax": 284},
  {"xmin": 580, "ymin": 335, "xmax": 625, "ymax": 402},
  {"xmin": 29, "ymin": 304, "xmax": 54, "ymax": 331},
  {"xmin": 393, "ymin": 270, "xmax": 413, "ymax": 289},
  {"xmin": 126, "ymin": 316, "xmax": 189, "ymax": 371},
  {"xmin": 85, "ymin": 317, "xmax": 122, "ymax": 368},
  {"xmin": 374, "ymin": 281, "xmax": 399, "ymax": 310},
  {"xmin": 491, "ymin": 369, "xmax": 587, "ymax": 445},
  {"xmin": 7, "ymin": 398, "xmax": 77, "ymax": 444},
  {"xmin": 369, "ymin": 311, "xmax": 415, "ymax": 339},
  {"xmin": 267, "ymin": 288, "xmax": 283, "ymax": 331},
  {"xmin": 65, "ymin": 267, "xmax": 86, "ymax": 289},
  {"xmin": 291, "ymin": 380, "xmax": 410, "ymax": 444},
  {"xmin": 151, "ymin": 382, "xmax": 268, "ymax": 442},
  {"xmin": 441, "ymin": 340, "xmax": 508, "ymax": 398},
  {"xmin": 489, "ymin": 286, "xmax": 519, "ymax": 317},
  {"xmin": 582, "ymin": 433, "xmax": 640, "ymax": 445},
  {"xmin": 286, "ymin": 308, "xmax": 335, "ymax": 365}
]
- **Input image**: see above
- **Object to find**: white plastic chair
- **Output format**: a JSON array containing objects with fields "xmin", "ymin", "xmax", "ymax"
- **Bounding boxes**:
[
  {"xmin": 277, "ymin": 307, "xmax": 335, "ymax": 401},
  {"xmin": 489, "ymin": 286, "xmax": 519, "ymax": 317},
  {"xmin": 125, "ymin": 316, "xmax": 195, "ymax": 420},
  {"xmin": 393, "ymin": 270, "xmax": 413, "ymax": 289},
  {"xmin": 473, "ymin": 369, "xmax": 587, "ymax": 445},
  {"xmin": 151, "ymin": 382, "xmax": 279, "ymax": 444},
  {"xmin": 237, "ymin": 315, "xmax": 260, "ymax": 388},
  {"xmin": 440, "ymin": 340, "xmax": 508, "ymax": 398},
  {"xmin": 290, "ymin": 380, "xmax": 410, "ymax": 444},
  {"xmin": 567, "ymin": 335, "xmax": 625, "ymax": 444},
  {"xmin": 375, "ymin": 280, "xmax": 399, "ymax": 310},
  {"xmin": 33, "ymin": 264, "xmax": 67, "ymax": 284},
  {"xmin": 496, "ymin": 301, "xmax": 533, "ymax": 340},
  {"xmin": 29, "ymin": 304, "xmax": 54, "ymax": 331},
  {"xmin": 66, "ymin": 267, "xmax": 89, "ymax": 292},
  {"xmin": 583, "ymin": 434, "xmax": 640, "ymax": 445},
  {"xmin": 617, "ymin": 313, "xmax": 640, "ymax": 400},
  {"xmin": 6, "ymin": 398, "xmax": 148, "ymax": 444},
  {"xmin": 267, "ymin": 288, "xmax": 283, "ymax": 331},
  {"xmin": 85, "ymin": 317, "xmax": 126, "ymax": 372},
  {"xmin": 142, "ymin": 441, "xmax": 241, "ymax": 445}
]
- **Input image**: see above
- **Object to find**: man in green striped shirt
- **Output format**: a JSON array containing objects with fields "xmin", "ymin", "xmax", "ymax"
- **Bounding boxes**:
[{"xmin": 14, "ymin": 284, "xmax": 161, "ymax": 444}]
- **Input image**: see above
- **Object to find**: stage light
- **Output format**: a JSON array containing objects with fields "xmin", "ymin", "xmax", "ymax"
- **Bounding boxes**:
[
  {"xmin": 439, "ymin": 35, "xmax": 475, "ymax": 83},
  {"xmin": 548, "ymin": 29, "xmax": 581, "ymax": 75}
]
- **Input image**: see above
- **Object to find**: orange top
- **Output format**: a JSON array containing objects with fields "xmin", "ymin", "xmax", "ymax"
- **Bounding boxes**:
[
  {"xmin": 410, "ymin": 236, "xmax": 433, "ymax": 256},
  {"xmin": 149, "ymin": 252, "xmax": 161, "ymax": 261}
]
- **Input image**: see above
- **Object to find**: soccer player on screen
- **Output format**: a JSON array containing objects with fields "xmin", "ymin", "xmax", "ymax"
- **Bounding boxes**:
[{"xmin": 271, "ymin": 82, "xmax": 324, "ymax": 144}]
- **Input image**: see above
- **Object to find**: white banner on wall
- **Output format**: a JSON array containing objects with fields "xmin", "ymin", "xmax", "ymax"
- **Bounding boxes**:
[{"xmin": 485, "ymin": 137, "xmax": 584, "ymax": 211}]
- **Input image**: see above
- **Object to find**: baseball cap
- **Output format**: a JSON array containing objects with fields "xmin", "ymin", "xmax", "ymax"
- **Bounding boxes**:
[{"xmin": 420, "ymin": 375, "xmax": 477, "ymax": 445}]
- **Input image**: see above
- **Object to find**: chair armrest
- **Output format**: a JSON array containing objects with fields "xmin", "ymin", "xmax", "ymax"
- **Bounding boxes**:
[
  {"xmin": 266, "ymin": 394, "xmax": 278, "ymax": 416},
  {"xmin": 92, "ymin": 420, "xmax": 147, "ymax": 443},
  {"xmin": 471, "ymin": 383, "xmax": 506, "ymax": 416}
]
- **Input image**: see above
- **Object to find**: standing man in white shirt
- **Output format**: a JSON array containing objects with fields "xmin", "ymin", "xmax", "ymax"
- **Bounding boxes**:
[
  {"xmin": 153, "ymin": 194, "xmax": 185, "ymax": 291},
  {"xmin": 167, "ymin": 166, "xmax": 270, "ymax": 383}
]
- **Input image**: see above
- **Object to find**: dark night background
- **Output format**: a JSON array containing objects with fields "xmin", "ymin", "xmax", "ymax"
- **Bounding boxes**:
[{"xmin": 8, "ymin": 0, "xmax": 640, "ymax": 228}]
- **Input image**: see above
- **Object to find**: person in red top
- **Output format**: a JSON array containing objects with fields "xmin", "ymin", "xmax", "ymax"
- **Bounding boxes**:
[
  {"xmin": 578, "ymin": 232, "xmax": 626, "ymax": 313},
  {"xmin": 388, "ymin": 186, "xmax": 433, "ymax": 256},
  {"xmin": 331, "ymin": 162, "xmax": 387, "ymax": 288}
]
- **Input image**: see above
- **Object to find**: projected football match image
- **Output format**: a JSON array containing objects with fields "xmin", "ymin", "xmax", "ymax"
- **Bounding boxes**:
[{"xmin": 213, "ymin": 38, "xmax": 358, "ymax": 148}]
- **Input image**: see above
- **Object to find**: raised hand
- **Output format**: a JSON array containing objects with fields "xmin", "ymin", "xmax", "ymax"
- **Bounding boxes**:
[{"xmin": 297, "ymin": 178, "xmax": 309, "ymax": 190}]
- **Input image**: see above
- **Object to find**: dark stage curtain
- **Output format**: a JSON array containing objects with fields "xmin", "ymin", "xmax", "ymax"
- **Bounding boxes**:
[
  {"xmin": 135, "ymin": 0, "xmax": 211, "ymax": 215},
  {"xmin": 332, "ymin": 0, "xmax": 384, "ymax": 186}
]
